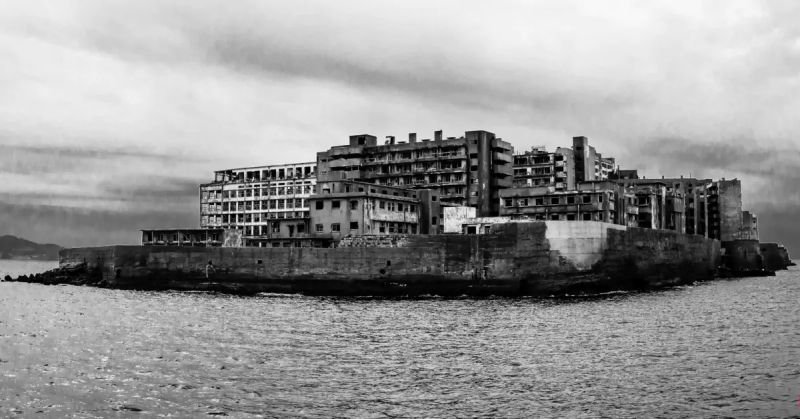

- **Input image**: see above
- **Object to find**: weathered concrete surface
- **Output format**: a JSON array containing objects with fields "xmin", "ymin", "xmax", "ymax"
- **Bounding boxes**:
[
  {"xmin": 722, "ymin": 240, "xmax": 763, "ymax": 272},
  {"xmin": 760, "ymin": 242, "xmax": 790, "ymax": 271},
  {"xmin": 31, "ymin": 221, "xmax": 723, "ymax": 296}
]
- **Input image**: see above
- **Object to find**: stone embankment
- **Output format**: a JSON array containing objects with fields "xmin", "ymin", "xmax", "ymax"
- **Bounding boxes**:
[
  {"xmin": 2, "ymin": 222, "xmax": 728, "ymax": 297},
  {"xmin": 3, "ymin": 262, "xmax": 107, "ymax": 287}
]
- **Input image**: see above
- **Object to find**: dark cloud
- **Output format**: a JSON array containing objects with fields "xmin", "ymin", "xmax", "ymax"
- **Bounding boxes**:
[
  {"xmin": 625, "ymin": 137, "xmax": 800, "ymax": 180},
  {"xmin": 97, "ymin": 177, "xmax": 200, "ymax": 202},
  {"xmin": 752, "ymin": 205, "xmax": 800, "ymax": 257},
  {"xmin": 1, "ymin": 0, "xmax": 799, "ymax": 248},
  {"xmin": 0, "ymin": 143, "xmax": 183, "ymax": 160}
]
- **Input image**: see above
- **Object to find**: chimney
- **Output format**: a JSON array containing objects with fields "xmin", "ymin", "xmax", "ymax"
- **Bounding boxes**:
[
  {"xmin": 409, "ymin": 133, "xmax": 417, "ymax": 143},
  {"xmin": 434, "ymin": 130, "xmax": 443, "ymax": 141},
  {"xmin": 386, "ymin": 136, "xmax": 395, "ymax": 145}
]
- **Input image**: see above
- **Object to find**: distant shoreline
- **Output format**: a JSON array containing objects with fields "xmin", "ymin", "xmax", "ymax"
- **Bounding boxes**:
[{"xmin": 0, "ymin": 257, "xmax": 59, "ymax": 262}]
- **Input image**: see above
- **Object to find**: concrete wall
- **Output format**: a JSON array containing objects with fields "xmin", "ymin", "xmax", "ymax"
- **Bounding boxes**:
[
  {"xmin": 759, "ymin": 242, "xmax": 788, "ymax": 271},
  {"xmin": 723, "ymin": 240, "xmax": 762, "ymax": 271},
  {"xmin": 718, "ymin": 180, "xmax": 743, "ymax": 241},
  {"xmin": 443, "ymin": 206, "xmax": 477, "ymax": 233},
  {"xmin": 60, "ymin": 221, "xmax": 720, "ymax": 296}
]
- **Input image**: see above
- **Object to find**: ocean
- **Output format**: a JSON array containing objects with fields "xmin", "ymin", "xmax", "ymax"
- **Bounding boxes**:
[{"xmin": 1, "ymin": 259, "xmax": 799, "ymax": 418}]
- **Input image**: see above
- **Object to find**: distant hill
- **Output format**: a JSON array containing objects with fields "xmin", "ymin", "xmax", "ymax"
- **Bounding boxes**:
[{"xmin": 0, "ymin": 235, "xmax": 62, "ymax": 260}]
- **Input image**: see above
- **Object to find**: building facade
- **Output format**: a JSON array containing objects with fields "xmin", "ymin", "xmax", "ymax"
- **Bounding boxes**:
[
  {"xmin": 199, "ymin": 161, "xmax": 317, "ymax": 247},
  {"xmin": 141, "ymin": 228, "xmax": 241, "ymax": 247},
  {"xmin": 308, "ymin": 180, "xmax": 440, "ymax": 242},
  {"xmin": 707, "ymin": 179, "xmax": 742, "ymax": 242},
  {"xmin": 572, "ymin": 136, "xmax": 616, "ymax": 182},
  {"xmin": 512, "ymin": 146, "xmax": 576, "ymax": 191},
  {"xmin": 613, "ymin": 176, "xmax": 712, "ymax": 235},
  {"xmin": 498, "ymin": 181, "xmax": 636, "ymax": 225},
  {"xmin": 316, "ymin": 130, "xmax": 513, "ymax": 217}
]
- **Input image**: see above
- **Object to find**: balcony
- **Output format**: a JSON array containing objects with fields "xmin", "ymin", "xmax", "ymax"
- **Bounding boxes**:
[{"xmin": 492, "ymin": 152, "xmax": 513, "ymax": 164}]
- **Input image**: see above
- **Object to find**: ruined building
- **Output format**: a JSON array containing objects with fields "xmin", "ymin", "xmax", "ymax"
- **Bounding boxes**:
[
  {"xmin": 316, "ymin": 130, "xmax": 513, "ymax": 217},
  {"xmin": 199, "ymin": 162, "xmax": 317, "ymax": 247},
  {"xmin": 512, "ymin": 146, "xmax": 576, "ymax": 191},
  {"xmin": 572, "ymin": 136, "xmax": 616, "ymax": 182},
  {"xmin": 308, "ymin": 180, "xmax": 441, "ymax": 245},
  {"xmin": 510, "ymin": 136, "xmax": 614, "ymax": 192},
  {"xmin": 499, "ymin": 180, "xmax": 638, "ymax": 225}
]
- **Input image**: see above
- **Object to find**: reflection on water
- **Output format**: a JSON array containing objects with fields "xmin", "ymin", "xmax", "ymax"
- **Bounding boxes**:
[{"xmin": 1, "ymin": 261, "xmax": 799, "ymax": 418}]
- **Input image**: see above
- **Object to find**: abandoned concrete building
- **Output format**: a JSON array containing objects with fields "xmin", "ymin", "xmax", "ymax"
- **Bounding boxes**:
[
  {"xmin": 180, "ymin": 130, "xmax": 769, "ymax": 254},
  {"xmin": 198, "ymin": 161, "xmax": 317, "ymax": 247},
  {"xmin": 512, "ymin": 146, "xmax": 576, "ymax": 190},
  {"xmin": 316, "ymin": 130, "xmax": 513, "ymax": 217},
  {"xmin": 140, "ymin": 228, "xmax": 242, "ymax": 247},
  {"xmin": 498, "ymin": 181, "xmax": 637, "ymax": 225},
  {"xmin": 307, "ymin": 180, "xmax": 441, "ymax": 245},
  {"xmin": 510, "ymin": 136, "xmax": 614, "ymax": 192}
]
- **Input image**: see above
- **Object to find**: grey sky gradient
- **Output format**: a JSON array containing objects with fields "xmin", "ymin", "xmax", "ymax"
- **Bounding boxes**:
[{"xmin": 1, "ymin": 0, "xmax": 799, "ymax": 251}]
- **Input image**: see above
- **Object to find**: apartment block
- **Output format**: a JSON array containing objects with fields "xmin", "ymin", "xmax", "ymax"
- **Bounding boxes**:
[
  {"xmin": 498, "ymin": 181, "xmax": 637, "ymax": 224},
  {"xmin": 512, "ymin": 146, "xmax": 576, "ymax": 191},
  {"xmin": 308, "ymin": 180, "xmax": 440, "ymax": 243},
  {"xmin": 316, "ymin": 130, "xmax": 513, "ymax": 217},
  {"xmin": 707, "ymin": 179, "xmax": 742, "ymax": 242},
  {"xmin": 573, "ymin": 136, "xmax": 616, "ymax": 182},
  {"xmin": 613, "ymin": 176, "xmax": 712, "ymax": 235},
  {"xmin": 199, "ymin": 162, "xmax": 317, "ymax": 247}
]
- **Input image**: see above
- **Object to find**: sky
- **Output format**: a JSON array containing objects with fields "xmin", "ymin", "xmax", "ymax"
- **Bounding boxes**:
[{"xmin": 1, "ymin": 0, "xmax": 799, "ymax": 251}]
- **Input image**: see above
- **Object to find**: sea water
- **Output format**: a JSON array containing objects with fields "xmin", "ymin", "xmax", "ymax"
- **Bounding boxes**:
[{"xmin": 1, "ymin": 260, "xmax": 799, "ymax": 418}]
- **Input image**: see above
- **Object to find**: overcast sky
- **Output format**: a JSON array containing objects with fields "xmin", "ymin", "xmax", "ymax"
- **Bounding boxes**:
[{"xmin": 2, "ymin": 0, "xmax": 799, "ymax": 250}]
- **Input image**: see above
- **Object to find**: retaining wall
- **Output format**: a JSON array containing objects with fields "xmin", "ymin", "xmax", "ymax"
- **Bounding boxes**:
[{"xmin": 60, "ymin": 221, "xmax": 721, "ymax": 296}]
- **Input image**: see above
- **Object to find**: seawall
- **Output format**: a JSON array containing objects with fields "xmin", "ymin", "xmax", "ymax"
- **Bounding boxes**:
[{"xmin": 52, "ymin": 221, "xmax": 720, "ymax": 296}]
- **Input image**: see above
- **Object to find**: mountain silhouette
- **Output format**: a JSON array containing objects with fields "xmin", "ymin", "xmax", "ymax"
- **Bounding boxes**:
[{"xmin": 0, "ymin": 235, "xmax": 62, "ymax": 260}]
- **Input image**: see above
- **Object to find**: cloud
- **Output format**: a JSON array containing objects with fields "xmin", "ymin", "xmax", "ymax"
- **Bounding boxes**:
[
  {"xmin": 620, "ymin": 136, "xmax": 800, "ymax": 209},
  {"xmin": 0, "ymin": 0, "xmax": 799, "ymax": 249}
]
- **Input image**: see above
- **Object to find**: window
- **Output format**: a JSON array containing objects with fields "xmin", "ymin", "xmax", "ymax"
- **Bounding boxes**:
[
  {"xmin": 331, "ymin": 223, "xmax": 340, "ymax": 232},
  {"xmin": 535, "ymin": 198, "xmax": 544, "ymax": 206},
  {"xmin": 583, "ymin": 195, "xmax": 591, "ymax": 204},
  {"xmin": 379, "ymin": 200, "xmax": 385, "ymax": 209},
  {"xmin": 432, "ymin": 216, "xmax": 438, "ymax": 225},
  {"xmin": 551, "ymin": 197, "xmax": 560, "ymax": 205},
  {"xmin": 505, "ymin": 199, "xmax": 513, "ymax": 207},
  {"xmin": 350, "ymin": 222, "xmax": 359, "ymax": 230},
  {"xmin": 350, "ymin": 200, "xmax": 358, "ymax": 210},
  {"xmin": 599, "ymin": 194, "xmax": 604, "ymax": 203},
  {"xmin": 315, "ymin": 224, "xmax": 323, "ymax": 232},
  {"xmin": 567, "ymin": 214, "xmax": 576, "ymax": 220},
  {"xmin": 550, "ymin": 214, "xmax": 560, "ymax": 220},
  {"xmin": 316, "ymin": 201, "xmax": 324, "ymax": 210},
  {"xmin": 583, "ymin": 213, "xmax": 592, "ymax": 220},
  {"xmin": 397, "ymin": 203, "xmax": 403, "ymax": 211},
  {"xmin": 332, "ymin": 200, "xmax": 341, "ymax": 209},
  {"xmin": 567, "ymin": 196, "xmax": 575, "ymax": 204}
]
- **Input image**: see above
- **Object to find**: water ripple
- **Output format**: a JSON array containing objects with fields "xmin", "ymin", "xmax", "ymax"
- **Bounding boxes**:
[{"xmin": 1, "ymin": 261, "xmax": 799, "ymax": 417}]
